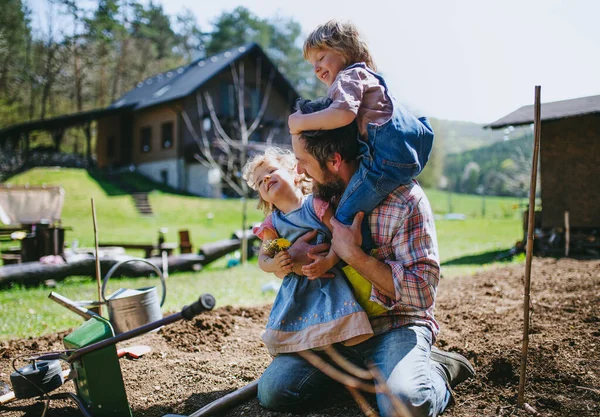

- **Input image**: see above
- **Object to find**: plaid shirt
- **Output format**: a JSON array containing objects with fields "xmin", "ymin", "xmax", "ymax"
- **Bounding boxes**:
[{"xmin": 367, "ymin": 180, "xmax": 441, "ymax": 339}]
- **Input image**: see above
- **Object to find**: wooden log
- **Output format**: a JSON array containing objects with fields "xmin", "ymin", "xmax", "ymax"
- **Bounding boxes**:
[
  {"xmin": 198, "ymin": 239, "xmax": 242, "ymax": 266},
  {"xmin": 0, "ymin": 254, "xmax": 206, "ymax": 286}
]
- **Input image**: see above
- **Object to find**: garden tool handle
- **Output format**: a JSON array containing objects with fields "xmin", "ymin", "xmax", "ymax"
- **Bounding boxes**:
[
  {"xmin": 68, "ymin": 294, "xmax": 216, "ymax": 363},
  {"xmin": 182, "ymin": 293, "xmax": 216, "ymax": 320}
]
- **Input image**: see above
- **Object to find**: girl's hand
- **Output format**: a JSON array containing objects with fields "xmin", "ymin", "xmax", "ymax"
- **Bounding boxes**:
[
  {"xmin": 288, "ymin": 110, "xmax": 303, "ymax": 134},
  {"xmin": 274, "ymin": 250, "xmax": 293, "ymax": 276},
  {"xmin": 301, "ymin": 253, "xmax": 335, "ymax": 280}
]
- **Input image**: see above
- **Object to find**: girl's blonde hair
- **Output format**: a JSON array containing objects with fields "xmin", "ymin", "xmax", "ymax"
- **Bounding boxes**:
[
  {"xmin": 242, "ymin": 147, "xmax": 312, "ymax": 215},
  {"xmin": 303, "ymin": 19, "xmax": 376, "ymax": 72}
]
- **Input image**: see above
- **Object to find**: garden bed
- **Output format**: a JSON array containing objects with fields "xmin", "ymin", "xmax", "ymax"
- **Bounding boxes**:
[{"xmin": 1, "ymin": 258, "xmax": 598, "ymax": 416}]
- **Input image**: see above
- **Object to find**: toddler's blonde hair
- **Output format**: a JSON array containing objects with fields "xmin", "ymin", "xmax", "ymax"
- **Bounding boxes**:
[
  {"xmin": 242, "ymin": 147, "xmax": 312, "ymax": 215},
  {"xmin": 303, "ymin": 19, "xmax": 376, "ymax": 72}
]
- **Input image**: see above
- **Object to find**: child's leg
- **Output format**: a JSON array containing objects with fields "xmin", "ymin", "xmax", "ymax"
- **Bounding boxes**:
[{"xmin": 335, "ymin": 162, "xmax": 390, "ymax": 252}]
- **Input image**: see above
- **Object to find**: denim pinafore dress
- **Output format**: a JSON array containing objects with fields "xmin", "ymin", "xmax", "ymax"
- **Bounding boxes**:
[
  {"xmin": 263, "ymin": 195, "xmax": 373, "ymax": 355},
  {"xmin": 335, "ymin": 62, "xmax": 435, "ymax": 228}
]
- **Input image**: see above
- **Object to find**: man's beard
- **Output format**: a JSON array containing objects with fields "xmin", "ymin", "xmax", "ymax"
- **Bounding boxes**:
[{"xmin": 313, "ymin": 173, "xmax": 346, "ymax": 207}]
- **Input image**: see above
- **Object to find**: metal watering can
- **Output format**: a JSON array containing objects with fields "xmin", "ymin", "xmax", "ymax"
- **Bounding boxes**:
[{"xmin": 101, "ymin": 258, "xmax": 166, "ymax": 334}]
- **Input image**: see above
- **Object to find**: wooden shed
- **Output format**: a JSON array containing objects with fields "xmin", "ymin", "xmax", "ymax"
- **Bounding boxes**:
[{"xmin": 486, "ymin": 94, "xmax": 600, "ymax": 246}]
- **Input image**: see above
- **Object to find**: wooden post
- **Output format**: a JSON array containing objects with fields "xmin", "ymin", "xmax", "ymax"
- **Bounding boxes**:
[
  {"xmin": 518, "ymin": 86, "xmax": 542, "ymax": 406},
  {"xmin": 84, "ymin": 122, "xmax": 92, "ymax": 167},
  {"xmin": 564, "ymin": 211, "xmax": 570, "ymax": 257},
  {"xmin": 91, "ymin": 199, "xmax": 103, "ymax": 316}
]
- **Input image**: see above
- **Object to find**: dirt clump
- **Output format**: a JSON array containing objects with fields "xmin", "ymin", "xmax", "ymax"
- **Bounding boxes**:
[{"xmin": 0, "ymin": 258, "xmax": 598, "ymax": 416}]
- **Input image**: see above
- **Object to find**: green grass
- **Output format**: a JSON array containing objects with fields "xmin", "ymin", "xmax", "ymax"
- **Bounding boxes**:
[{"xmin": 0, "ymin": 168, "xmax": 525, "ymax": 340}]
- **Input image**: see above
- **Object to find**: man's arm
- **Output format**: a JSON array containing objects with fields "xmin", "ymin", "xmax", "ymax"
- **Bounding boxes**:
[
  {"xmin": 330, "ymin": 209, "xmax": 439, "ymax": 309},
  {"xmin": 288, "ymin": 107, "xmax": 355, "ymax": 135},
  {"xmin": 330, "ymin": 213, "xmax": 395, "ymax": 297}
]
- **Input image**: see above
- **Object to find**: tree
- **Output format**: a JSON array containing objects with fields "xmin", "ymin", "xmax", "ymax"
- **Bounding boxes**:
[
  {"xmin": 180, "ymin": 57, "xmax": 276, "ymax": 264},
  {"xmin": 174, "ymin": 8, "xmax": 206, "ymax": 61},
  {"xmin": 0, "ymin": 0, "xmax": 31, "ymax": 124},
  {"xmin": 206, "ymin": 6, "xmax": 323, "ymax": 98}
]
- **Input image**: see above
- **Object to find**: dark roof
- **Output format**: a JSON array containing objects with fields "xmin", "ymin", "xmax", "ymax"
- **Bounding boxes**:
[
  {"xmin": 110, "ymin": 43, "xmax": 299, "ymax": 111},
  {"xmin": 0, "ymin": 107, "xmax": 131, "ymax": 140},
  {"xmin": 485, "ymin": 94, "xmax": 600, "ymax": 129}
]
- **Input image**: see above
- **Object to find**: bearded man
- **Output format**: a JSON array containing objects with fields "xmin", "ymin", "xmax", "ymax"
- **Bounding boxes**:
[{"xmin": 257, "ymin": 97, "xmax": 475, "ymax": 417}]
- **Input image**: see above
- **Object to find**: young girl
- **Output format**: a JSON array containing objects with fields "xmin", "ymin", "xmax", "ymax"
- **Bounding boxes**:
[
  {"xmin": 242, "ymin": 147, "xmax": 373, "ymax": 355},
  {"xmin": 288, "ymin": 19, "xmax": 434, "ymax": 250}
]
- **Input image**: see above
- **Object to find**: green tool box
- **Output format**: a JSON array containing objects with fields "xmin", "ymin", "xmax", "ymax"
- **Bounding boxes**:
[{"xmin": 63, "ymin": 316, "xmax": 132, "ymax": 417}]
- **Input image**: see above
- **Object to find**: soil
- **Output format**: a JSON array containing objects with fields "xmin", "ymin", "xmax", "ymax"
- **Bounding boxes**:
[{"xmin": 1, "ymin": 258, "xmax": 599, "ymax": 417}]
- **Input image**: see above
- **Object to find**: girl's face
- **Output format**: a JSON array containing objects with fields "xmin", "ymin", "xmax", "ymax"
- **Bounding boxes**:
[
  {"xmin": 307, "ymin": 48, "xmax": 347, "ymax": 87},
  {"xmin": 254, "ymin": 161, "xmax": 298, "ymax": 209}
]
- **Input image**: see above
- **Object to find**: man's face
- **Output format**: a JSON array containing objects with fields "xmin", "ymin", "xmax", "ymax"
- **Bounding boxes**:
[
  {"xmin": 292, "ymin": 134, "xmax": 325, "ymax": 182},
  {"xmin": 291, "ymin": 134, "xmax": 346, "ymax": 203}
]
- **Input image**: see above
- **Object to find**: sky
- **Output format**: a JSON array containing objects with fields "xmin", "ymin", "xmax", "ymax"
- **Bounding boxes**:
[{"xmin": 30, "ymin": 0, "xmax": 600, "ymax": 124}]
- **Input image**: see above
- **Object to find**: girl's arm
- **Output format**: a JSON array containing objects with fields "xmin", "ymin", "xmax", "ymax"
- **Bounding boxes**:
[
  {"xmin": 288, "ymin": 107, "xmax": 355, "ymax": 135},
  {"xmin": 258, "ymin": 228, "xmax": 292, "ymax": 277}
]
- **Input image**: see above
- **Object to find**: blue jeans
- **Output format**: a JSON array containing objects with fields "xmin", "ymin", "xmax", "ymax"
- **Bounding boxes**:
[
  {"xmin": 258, "ymin": 325, "xmax": 451, "ymax": 417},
  {"xmin": 335, "ymin": 97, "xmax": 434, "ymax": 252}
]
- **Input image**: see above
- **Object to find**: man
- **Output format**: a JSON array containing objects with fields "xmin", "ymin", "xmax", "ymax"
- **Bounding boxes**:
[{"xmin": 257, "ymin": 98, "xmax": 474, "ymax": 417}]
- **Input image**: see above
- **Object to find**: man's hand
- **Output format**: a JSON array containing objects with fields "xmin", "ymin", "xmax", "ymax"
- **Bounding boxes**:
[
  {"xmin": 287, "ymin": 230, "xmax": 330, "ymax": 275},
  {"xmin": 288, "ymin": 110, "xmax": 303, "ymax": 135},
  {"xmin": 301, "ymin": 253, "xmax": 336, "ymax": 280},
  {"xmin": 330, "ymin": 212, "xmax": 364, "ymax": 263}
]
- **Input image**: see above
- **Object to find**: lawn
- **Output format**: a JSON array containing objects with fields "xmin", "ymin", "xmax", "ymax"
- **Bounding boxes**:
[{"xmin": 0, "ymin": 168, "xmax": 525, "ymax": 340}]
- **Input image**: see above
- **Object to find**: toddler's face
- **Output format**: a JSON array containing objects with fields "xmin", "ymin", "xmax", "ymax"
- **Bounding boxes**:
[
  {"xmin": 254, "ymin": 162, "xmax": 296, "ymax": 207},
  {"xmin": 307, "ymin": 48, "xmax": 347, "ymax": 87}
]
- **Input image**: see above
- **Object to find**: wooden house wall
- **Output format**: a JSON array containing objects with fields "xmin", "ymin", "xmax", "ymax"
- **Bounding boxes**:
[
  {"xmin": 131, "ymin": 104, "xmax": 180, "ymax": 165},
  {"xmin": 96, "ymin": 114, "xmax": 122, "ymax": 168},
  {"xmin": 540, "ymin": 114, "xmax": 600, "ymax": 228}
]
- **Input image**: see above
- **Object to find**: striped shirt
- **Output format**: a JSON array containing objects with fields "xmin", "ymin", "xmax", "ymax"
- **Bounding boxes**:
[{"xmin": 367, "ymin": 180, "xmax": 441, "ymax": 339}]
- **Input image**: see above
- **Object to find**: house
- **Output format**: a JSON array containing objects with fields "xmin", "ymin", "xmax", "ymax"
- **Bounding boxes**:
[
  {"xmin": 96, "ymin": 43, "xmax": 300, "ymax": 197},
  {"xmin": 486, "ymin": 94, "xmax": 600, "ymax": 253},
  {"xmin": 0, "ymin": 43, "xmax": 299, "ymax": 197}
]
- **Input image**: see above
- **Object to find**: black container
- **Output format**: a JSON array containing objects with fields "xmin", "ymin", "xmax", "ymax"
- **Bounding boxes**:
[
  {"xmin": 37, "ymin": 227, "xmax": 65, "ymax": 257},
  {"xmin": 20, "ymin": 234, "xmax": 38, "ymax": 263}
]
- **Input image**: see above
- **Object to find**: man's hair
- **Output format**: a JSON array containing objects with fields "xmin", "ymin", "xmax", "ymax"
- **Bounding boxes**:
[
  {"xmin": 303, "ymin": 19, "xmax": 376, "ymax": 72},
  {"xmin": 295, "ymin": 97, "xmax": 360, "ymax": 168}
]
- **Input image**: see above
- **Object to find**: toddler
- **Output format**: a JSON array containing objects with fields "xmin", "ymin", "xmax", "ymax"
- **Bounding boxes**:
[
  {"xmin": 242, "ymin": 147, "xmax": 372, "ymax": 355},
  {"xmin": 289, "ymin": 19, "xmax": 434, "ymax": 249}
]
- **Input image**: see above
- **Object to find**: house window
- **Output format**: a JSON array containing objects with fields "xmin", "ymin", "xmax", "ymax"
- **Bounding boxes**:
[
  {"xmin": 161, "ymin": 122, "xmax": 173, "ymax": 149},
  {"xmin": 140, "ymin": 126, "xmax": 152, "ymax": 153},
  {"xmin": 220, "ymin": 83, "xmax": 235, "ymax": 117},
  {"xmin": 107, "ymin": 135, "xmax": 115, "ymax": 158}
]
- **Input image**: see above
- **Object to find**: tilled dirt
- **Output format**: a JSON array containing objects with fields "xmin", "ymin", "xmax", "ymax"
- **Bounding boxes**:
[{"xmin": 1, "ymin": 258, "xmax": 599, "ymax": 417}]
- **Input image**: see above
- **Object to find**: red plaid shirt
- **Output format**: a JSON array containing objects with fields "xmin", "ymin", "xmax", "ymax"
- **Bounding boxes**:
[{"xmin": 367, "ymin": 181, "xmax": 440, "ymax": 339}]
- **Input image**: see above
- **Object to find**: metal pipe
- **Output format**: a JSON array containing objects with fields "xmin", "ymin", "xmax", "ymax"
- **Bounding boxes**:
[{"xmin": 68, "ymin": 294, "xmax": 215, "ymax": 363}]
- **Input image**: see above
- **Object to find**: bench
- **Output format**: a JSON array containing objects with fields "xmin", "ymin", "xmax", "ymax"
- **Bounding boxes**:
[{"xmin": 98, "ymin": 243, "xmax": 177, "ymax": 258}]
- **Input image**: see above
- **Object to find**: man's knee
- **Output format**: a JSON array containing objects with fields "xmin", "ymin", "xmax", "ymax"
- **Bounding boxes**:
[
  {"xmin": 257, "ymin": 373, "xmax": 300, "ymax": 411},
  {"xmin": 379, "ymin": 378, "xmax": 436, "ymax": 417}
]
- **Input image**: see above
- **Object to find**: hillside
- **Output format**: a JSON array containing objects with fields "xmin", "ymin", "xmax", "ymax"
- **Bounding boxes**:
[
  {"xmin": 433, "ymin": 118, "xmax": 505, "ymax": 154},
  {"xmin": 1, "ymin": 168, "xmax": 266, "ymax": 250},
  {"xmin": 444, "ymin": 133, "xmax": 534, "ymax": 196}
]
